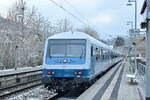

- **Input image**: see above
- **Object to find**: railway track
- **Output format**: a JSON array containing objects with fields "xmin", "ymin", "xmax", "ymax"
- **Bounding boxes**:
[
  {"xmin": 0, "ymin": 60, "xmax": 122, "ymax": 100},
  {"xmin": 0, "ymin": 79, "xmax": 42, "ymax": 99},
  {"xmin": 48, "ymin": 87, "xmax": 85, "ymax": 100},
  {"xmin": 0, "ymin": 67, "xmax": 43, "ymax": 99}
]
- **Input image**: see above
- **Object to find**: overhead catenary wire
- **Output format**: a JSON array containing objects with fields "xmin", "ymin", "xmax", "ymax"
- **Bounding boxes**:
[
  {"xmin": 48, "ymin": 0, "xmax": 88, "ymax": 26},
  {"xmin": 61, "ymin": 0, "xmax": 96, "ymax": 29},
  {"xmin": 61, "ymin": 0, "xmax": 90, "ymax": 24}
]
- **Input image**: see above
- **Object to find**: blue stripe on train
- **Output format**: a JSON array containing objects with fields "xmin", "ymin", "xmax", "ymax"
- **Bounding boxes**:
[
  {"xmin": 45, "ymin": 57, "xmax": 86, "ymax": 65},
  {"xmin": 43, "ymin": 69, "xmax": 92, "ymax": 77}
]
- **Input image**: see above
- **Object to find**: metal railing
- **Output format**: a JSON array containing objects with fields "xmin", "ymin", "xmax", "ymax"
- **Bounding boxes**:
[
  {"xmin": 137, "ymin": 62, "xmax": 145, "ymax": 75},
  {"xmin": 137, "ymin": 61, "xmax": 145, "ymax": 81},
  {"xmin": 0, "ymin": 67, "xmax": 42, "ymax": 86}
]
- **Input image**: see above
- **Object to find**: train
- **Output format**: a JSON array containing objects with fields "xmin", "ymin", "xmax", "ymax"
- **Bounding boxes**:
[{"xmin": 42, "ymin": 31, "xmax": 121, "ymax": 92}]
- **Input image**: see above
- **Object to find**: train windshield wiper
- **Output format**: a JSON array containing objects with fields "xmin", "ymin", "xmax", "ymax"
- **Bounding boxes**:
[{"xmin": 80, "ymin": 48, "xmax": 84, "ymax": 59}]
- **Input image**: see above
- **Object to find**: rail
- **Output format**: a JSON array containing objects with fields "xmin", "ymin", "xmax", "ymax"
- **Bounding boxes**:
[
  {"xmin": 137, "ymin": 62, "xmax": 145, "ymax": 75},
  {"xmin": 137, "ymin": 61, "xmax": 145, "ymax": 81},
  {"xmin": 0, "ymin": 66, "xmax": 42, "ymax": 77},
  {"xmin": 0, "ymin": 66, "xmax": 43, "ymax": 99}
]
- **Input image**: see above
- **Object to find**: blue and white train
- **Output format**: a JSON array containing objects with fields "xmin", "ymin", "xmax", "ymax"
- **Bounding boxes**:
[{"xmin": 42, "ymin": 32, "xmax": 121, "ymax": 92}]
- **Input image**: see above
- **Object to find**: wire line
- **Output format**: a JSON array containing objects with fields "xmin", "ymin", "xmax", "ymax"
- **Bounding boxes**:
[{"xmin": 48, "ymin": 0, "xmax": 88, "ymax": 26}]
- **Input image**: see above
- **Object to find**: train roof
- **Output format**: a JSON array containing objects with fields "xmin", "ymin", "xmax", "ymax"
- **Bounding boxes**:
[{"xmin": 48, "ymin": 31, "xmax": 113, "ymax": 50}]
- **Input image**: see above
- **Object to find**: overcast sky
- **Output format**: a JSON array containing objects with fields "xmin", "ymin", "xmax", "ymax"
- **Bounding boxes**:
[{"xmin": 0, "ymin": 0, "xmax": 145, "ymax": 39}]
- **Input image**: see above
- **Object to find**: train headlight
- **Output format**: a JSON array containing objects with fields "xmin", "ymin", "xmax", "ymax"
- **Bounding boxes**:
[
  {"xmin": 48, "ymin": 71, "xmax": 54, "ymax": 75},
  {"xmin": 63, "ymin": 59, "xmax": 67, "ymax": 63}
]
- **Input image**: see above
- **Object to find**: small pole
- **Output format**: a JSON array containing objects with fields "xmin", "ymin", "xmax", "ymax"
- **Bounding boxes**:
[
  {"xmin": 15, "ymin": 45, "xmax": 18, "ymax": 70},
  {"xmin": 21, "ymin": 6, "xmax": 24, "ymax": 41}
]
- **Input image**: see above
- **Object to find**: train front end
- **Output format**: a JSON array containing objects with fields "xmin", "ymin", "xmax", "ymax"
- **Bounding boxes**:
[{"xmin": 42, "ymin": 39, "xmax": 92, "ymax": 91}]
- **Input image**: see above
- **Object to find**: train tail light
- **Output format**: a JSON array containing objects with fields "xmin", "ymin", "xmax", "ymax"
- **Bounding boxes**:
[
  {"xmin": 75, "ymin": 71, "xmax": 83, "ymax": 75},
  {"xmin": 48, "ymin": 71, "xmax": 54, "ymax": 75}
]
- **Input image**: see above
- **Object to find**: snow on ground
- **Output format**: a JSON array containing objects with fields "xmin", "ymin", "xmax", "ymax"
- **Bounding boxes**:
[{"xmin": 6, "ymin": 86, "xmax": 54, "ymax": 100}]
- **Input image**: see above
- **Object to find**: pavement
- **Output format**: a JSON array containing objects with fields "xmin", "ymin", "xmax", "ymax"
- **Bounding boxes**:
[{"xmin": 77, "ymin": 59, "xmax": 145, "ymax": 100}]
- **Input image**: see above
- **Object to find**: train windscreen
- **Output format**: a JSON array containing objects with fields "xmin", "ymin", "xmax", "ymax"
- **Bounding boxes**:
[{"xmin": 47, "ymin": 39, "xmax": 86, "ymax": 58}]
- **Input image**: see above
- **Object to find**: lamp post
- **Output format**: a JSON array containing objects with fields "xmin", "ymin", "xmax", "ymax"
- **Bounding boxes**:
[
  {"xmin": 127, "ymin": 0, "xmax": 137, "ymax": 30},
  {"xmin": 127, "ymin": 0, "xmax": 138, "ymax": 76}
]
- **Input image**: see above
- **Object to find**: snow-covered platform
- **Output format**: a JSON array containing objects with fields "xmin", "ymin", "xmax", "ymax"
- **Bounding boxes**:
[{"xmin": 77, "ymin": 60, "xmax": 145, "ymax": 100}]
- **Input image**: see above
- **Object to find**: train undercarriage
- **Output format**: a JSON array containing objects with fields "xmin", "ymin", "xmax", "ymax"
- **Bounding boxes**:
[{"xmin": 43, "ymin": 77, "xmax": 94, "ymax": 93}]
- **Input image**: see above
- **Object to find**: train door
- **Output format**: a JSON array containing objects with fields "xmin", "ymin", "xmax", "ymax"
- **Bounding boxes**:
[{"xmin": 90, "ymin": 45, "xmax": 95, "ymax": 74}]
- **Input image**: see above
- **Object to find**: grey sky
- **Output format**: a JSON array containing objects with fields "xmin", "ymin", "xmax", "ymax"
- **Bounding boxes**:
[{"xmin": 0, "ymin": 0, "xmax": 144, "ymax": 39}]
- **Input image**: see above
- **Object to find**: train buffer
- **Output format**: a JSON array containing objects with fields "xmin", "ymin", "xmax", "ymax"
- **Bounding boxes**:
[{"xmin": 77, "ymin": 60, "xmax": 145, "ymax": 100}]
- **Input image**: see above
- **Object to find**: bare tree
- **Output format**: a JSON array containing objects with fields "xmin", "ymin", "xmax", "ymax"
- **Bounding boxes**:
[
  {"xmin": 56, "ymin": 18, "xmax": 73, "ymax": 33},
  {"xmin": 77, "ymin": 26, "xmax": 100, "ymax": 40},
  {"xmin": 114, "ymin": 36, "xmax": 125, "ymax": 47},
  {"xmin": 0, "ymin": 0, "xmax": 53, "ymax": 68},
  {"xmin": 7, "ymin": 0, "xmax": 27, "ymax": 22},
  {"xmin": 0, "ymin": 1, "xmax": 75, "ymax": 69},
  {"xmin": 0, "ymin": 41, "xmax": 16, "ymax": 69},
  {"xmin": 0, "ymin": 16, "xmax": 20, "ymax": 69}
]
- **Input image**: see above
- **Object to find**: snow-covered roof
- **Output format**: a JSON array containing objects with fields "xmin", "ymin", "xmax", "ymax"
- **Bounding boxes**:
[{"xmin": 48, "ymin": 31, "xmax": 113, "ymax": 50}]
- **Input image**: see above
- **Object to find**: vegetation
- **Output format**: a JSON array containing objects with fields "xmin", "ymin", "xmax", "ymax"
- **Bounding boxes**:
[
  {"xmin": 0, "ymin": 0, "xmax": 73, "ymax": 69},
  {"xmin": 77, "ymin": 26, "xmax": 100, "ymax": 40},
  {"xmin": 114, "ymin": 36, "xmax": 125, "ymax": 47},
  {"xmin": 0, "ymin": 0, "xmax": 100, "ymax": 69}
]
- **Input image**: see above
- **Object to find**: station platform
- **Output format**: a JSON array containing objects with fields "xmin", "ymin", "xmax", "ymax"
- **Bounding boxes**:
[{"xmin": 77, "ymin": 60, "xmax": 145, "ymax": 100}]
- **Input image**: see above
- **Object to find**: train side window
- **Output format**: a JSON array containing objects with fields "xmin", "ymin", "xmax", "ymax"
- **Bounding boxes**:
[
  {"xmin": 101, "ymin": 49, "xmax": 104, "ymax": 59},
  {"xmin": 103, "ymin": 49, "xmax": 107, "ymax": 59},
  {"xmin": 95, "ymin": 47, "xmax": 100, "ymax": 61},
  {"xmin": 91, "ymin": 46, "xmax": 93, "ymax": 56},
  {"xmin": 95, "ymin": 48, "xmax": 99, "ymax": 55}
]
